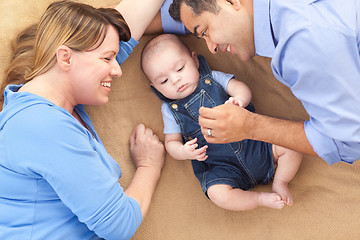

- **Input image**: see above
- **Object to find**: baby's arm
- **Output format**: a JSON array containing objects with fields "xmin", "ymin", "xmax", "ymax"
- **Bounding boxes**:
[
  {"xmin": 225, "ymin": 78, "xmax": 252, "ymax": 107},
  {"xmin": 165, "ymin": 133, "xmax": 208, "ymax": 161}
]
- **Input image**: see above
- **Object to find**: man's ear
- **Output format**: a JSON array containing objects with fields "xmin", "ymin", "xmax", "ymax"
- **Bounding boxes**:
[
  {"xmin": 224, "ymin": 0, "xmax": 241, "ymax": 10},
  {"xmin": 56, "ymin": 45, "xmax": 72, "ymax": 71},
  {"xmin": 192, "ymin": 51, "xmax": 199, "ymax": 69}
]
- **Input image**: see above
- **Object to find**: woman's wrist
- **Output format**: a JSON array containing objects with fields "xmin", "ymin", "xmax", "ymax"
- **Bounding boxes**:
[{"xmin": 136, "ymin": 165, "xmax": 162, "ymax": 181}]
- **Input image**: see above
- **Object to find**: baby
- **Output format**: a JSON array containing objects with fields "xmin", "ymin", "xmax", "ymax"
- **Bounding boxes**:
[{"xmin": 141, "ymin": 34, "xmax": 302, "ymax": 211}]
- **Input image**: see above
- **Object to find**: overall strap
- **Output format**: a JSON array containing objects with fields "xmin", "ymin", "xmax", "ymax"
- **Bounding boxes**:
[{"xmin": 197, "ymin": 55, "xmax": 212, "ymax": 78}]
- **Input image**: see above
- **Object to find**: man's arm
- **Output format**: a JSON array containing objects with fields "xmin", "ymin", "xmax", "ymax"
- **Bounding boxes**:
[{"xmin": 198, "ymin": 103, "xmax": 317, "ymax": 155}]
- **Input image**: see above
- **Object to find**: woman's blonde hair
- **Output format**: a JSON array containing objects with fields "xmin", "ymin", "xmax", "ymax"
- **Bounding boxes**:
[{"xmin": 1, "ymin": 0, "xmax": 130, "ymax": 102}]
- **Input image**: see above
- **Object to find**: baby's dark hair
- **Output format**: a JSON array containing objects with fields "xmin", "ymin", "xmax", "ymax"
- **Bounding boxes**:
[
  {"xmin": 141, "ymin": 34, "xmax": 191, "ymax": 80},
  {"xmin": 169, "ymin": 0, "xmax": 220, "ymax": 22}
]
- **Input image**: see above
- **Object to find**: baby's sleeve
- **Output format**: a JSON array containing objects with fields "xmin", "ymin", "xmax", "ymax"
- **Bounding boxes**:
[{"xmin": 161, "ymin": 102, "xmax": 181, "ymax": 134}]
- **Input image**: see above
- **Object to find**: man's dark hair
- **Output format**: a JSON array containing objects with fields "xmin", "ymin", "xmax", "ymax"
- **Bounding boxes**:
[{"xmin": 169, "ymin": 0, "xmax": 220, "ymax": 22}]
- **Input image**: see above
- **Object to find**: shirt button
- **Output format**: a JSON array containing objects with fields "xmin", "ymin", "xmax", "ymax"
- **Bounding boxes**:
[
  {"xmin": 205, "ymin": 79, "xmax": 211, "ymax": 84},
  {"xmin": 172, "ymin": 103, "xmax": 178, "ymax": 110}
]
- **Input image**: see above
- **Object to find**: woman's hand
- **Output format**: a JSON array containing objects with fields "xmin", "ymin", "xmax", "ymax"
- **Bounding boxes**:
[
  {"xmin": 130, "ymin": 124, "xmax": 165, "ymax": 172},
  {"xmin": 126, "ymin": 124, "xmax": 165, "ymax": 217}
]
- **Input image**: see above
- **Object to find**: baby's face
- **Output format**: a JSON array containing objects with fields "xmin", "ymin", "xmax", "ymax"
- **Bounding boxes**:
[{"xmin": 145, "ymin": 42, "xmax": 200, "ymax": 100}]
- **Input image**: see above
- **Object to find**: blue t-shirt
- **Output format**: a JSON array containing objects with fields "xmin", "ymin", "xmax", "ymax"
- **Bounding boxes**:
[
  {"xmin": 0, "ymin": 38, "xmax": 141, "ymax": 240},
  {"xmin": 161, "ymin": 0, "xmax": 360, "ymax": 165}
]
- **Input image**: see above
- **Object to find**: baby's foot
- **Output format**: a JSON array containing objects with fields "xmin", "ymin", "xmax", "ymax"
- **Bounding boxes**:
[
  {"xmin": 259, "ymin": 192, "xmax": 284, "ymax": 209},
  {"xmin": 272, "ymin": 180, "xmax": 293, "ymax": 206}
]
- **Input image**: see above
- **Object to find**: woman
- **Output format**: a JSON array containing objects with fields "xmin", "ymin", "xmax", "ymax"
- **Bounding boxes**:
[{"xmin": 0, "ymin": 0, "xmax": 165, "ymax": 239}]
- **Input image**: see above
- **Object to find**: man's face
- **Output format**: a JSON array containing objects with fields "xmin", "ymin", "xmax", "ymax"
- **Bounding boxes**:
[{"xmin": 179, "ymin": 0, "xmax": 255, "ymax": 61}]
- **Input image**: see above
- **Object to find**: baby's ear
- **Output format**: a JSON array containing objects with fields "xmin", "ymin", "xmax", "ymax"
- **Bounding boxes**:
[{"xmin": 192, "ymin": 51, "xmax": 199, "ymax": 69}]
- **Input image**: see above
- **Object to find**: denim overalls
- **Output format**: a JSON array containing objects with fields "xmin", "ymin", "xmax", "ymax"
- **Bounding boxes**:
[{"xmin": 152, "ymin": 55, "xmax": 274, "ymax": 196}]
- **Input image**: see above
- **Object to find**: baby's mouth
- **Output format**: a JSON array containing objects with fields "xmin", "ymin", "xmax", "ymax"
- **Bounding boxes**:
[{"xmin": 177, "ymin": 84, "xmax": 188, "ymax": 92}]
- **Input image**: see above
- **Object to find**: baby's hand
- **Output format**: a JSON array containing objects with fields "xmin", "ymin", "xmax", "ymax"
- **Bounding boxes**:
[
  {"xmin": 225, "ymin": 97, "xmax": 245, "ymax": 107},
  {"xmin": 181, "ymin": 138, "xmax": 208, "ymax": 161}
]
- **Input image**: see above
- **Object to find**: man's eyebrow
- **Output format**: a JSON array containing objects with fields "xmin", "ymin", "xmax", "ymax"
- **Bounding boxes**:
[{"xmin": 193, "ymin": 25, "xmax": 200, "ymax": 38}]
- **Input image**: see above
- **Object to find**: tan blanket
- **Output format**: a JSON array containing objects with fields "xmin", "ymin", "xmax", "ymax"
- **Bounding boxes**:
[{"xmin": 1, "ymin": 1, "xmax": 360, "ymax": 239}]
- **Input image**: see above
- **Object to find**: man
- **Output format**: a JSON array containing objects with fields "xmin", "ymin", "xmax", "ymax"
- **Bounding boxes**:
[{"xmin": 160, "ymin": 0, "xmax": 360, "ymax": 165}]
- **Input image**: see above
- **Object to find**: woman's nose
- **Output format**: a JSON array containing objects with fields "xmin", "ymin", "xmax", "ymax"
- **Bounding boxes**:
[{"xmin": 111, "ymin": 61, "xmax": 122, "ymax": 78}]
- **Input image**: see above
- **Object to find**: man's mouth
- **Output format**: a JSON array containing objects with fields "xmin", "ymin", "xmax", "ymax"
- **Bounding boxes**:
[
  {"xmin": 226, "ymin": 45, "xmax": 231, "ymax": 53},
  {"xmin": 101, "ymin": 82, "xmax": 111, "ymax": 88}
]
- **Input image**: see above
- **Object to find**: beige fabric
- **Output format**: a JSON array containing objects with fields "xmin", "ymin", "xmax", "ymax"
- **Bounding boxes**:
[{"xmin": 1, "ymin": 1, "xmax": 360, "ymax": 239}]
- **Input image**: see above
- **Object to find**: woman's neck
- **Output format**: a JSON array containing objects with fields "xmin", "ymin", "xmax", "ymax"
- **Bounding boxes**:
[{"xmin": 19, "ymin": 71, "xmax": 76, "ymax": 115}]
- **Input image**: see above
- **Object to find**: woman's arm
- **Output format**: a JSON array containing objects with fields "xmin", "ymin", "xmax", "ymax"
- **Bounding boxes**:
[
  {"xmin": 125, "ymin": 124, "xmax": 165, "ymax": 217},
  {"xmin": 115, "ymin": 0, "xmax": 165, "ymax": 41},
  {"xmin": 145, "ymin": 11, "xmax": 164, "ymax": 35}
]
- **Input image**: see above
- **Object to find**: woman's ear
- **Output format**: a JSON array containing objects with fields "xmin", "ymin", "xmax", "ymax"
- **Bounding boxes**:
[
  {"xmin": 192, "ymin": 51, "xmax": 199, "ymax": 69},
  {"xmin": 56, "ymin": 45, "xmax": 72, "ymax": 71}
]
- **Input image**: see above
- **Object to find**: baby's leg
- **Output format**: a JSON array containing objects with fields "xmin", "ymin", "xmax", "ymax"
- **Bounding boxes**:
[
  {"xmin": 272, "ymin": 145, "xmax": 302, "ymax": 206},
  {"xmin": 207, "ymin": 184, "xmax": 284, "ymax": 211}
]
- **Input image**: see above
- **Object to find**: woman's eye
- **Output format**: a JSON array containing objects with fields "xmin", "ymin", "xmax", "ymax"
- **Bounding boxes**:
[{"xmin": 104, "ymin": 58, "xmax": 111, "ymax": 61}]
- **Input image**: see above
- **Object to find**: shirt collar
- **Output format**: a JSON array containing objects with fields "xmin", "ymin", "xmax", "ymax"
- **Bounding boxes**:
[{"xmin": 253, "ymin": 0, "xmax": 276, "ymax": 58}]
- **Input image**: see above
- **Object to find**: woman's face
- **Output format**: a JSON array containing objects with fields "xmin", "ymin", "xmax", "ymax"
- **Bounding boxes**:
[{"xmin": 69, "ymin": 25, "xmax": 121, "ymax": 106}]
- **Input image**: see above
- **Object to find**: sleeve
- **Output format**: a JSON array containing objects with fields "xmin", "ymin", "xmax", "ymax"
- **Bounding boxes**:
[
  {"xmin": 304, "ymin": 121, "xmax": 341, "ymax": 165},
  {"xmin": 116, "ymin": 37, "xmax": 139, "ymax": 65},
  {"xmin": 271, "ymin": 26, "xmax": 360, "ymax": 164},
  {"xmin": 161, "ymin": 102, "xmax": 181, "ymax": 134},
  {"xmin": 161, "ymin": 0, "xmax": 189, "ymax": 35},
  {"xmin": 7, "ymin": 105, "xmax": 142, "ymax": 239},
  {"xmin": 211, "ymin": 70, "xmax": 235, "ymax": 93}
]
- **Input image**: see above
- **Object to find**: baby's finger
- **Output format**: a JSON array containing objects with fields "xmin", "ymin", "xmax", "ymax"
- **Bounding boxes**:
[
  {"xmin": 197, "ymin": 145, "xmax": 208, "ymax": 152},
  {"xmin": 197, "ymin": 153, "xmax": 208, "ymax": 161},
  {"xmin": 186, "ymin": 138, "xmax": 198, "ymax": 146}
]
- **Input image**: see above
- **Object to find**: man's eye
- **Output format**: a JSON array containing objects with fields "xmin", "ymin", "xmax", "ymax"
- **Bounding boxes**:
[
  {"xmin": 201, "ymin": 29, "xmax": 208, "ymax": 38},
  {"xmin": 104, "ymin": 58, "xmax": 111, "ymax": 62}
]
